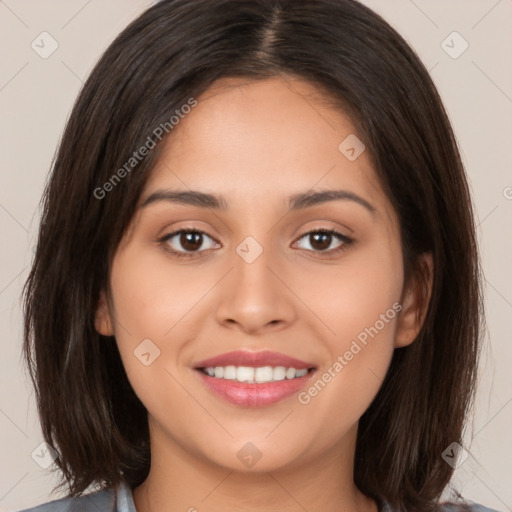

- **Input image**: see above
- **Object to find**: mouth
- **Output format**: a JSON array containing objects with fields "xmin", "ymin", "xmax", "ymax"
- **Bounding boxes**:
[
  {"xmin": 193, "ymin": 350, "xmax": 317, "ymax": 407},
  {"xmin": 197, "ymin": 365, "xmax": 314, "ymax": 383}
]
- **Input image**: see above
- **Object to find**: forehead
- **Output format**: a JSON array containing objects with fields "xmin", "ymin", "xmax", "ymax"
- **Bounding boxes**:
[{"xmin": 142, "ymin": 75, "xmax": 395, "ymax": 224}]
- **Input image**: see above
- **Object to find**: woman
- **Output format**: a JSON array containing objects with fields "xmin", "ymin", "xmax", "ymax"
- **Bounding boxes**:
[{"xmin": 20, "ymin": 0, "xmax": 498, "ymax": 511}]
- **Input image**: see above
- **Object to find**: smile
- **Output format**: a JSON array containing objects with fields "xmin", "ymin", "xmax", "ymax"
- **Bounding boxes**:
[
  {"xmin": 195, "ymin": 366, "xmax": 316, "ymax": 407},
  {"xmin": 200, "ymin": 365, "xmax": 310, "ymax": 383},
  {"xmin": 193, "ymin": 350, "xmax": 317, "ymax": 407}
]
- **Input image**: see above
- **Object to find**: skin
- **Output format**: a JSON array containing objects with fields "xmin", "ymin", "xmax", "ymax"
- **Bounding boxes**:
[{"xmin": 95, "ymin": 75, "xmax": 432, "ymax": 512}]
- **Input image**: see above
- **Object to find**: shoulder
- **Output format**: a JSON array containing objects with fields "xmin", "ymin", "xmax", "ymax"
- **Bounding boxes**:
[
  {"xmin": 438, "ymin": 502, "xmax": 503, "ymax": 512},
  {"xmin": 16, "ymin": 481, "xmax": 136, "ymax": 512},
  {"xmin": 381, "ymin": 502, "xmax": 502, "ymax": 512},
  {"xmin": 16, "ymin": 488, "xmax": 114, "ymax": 512}
]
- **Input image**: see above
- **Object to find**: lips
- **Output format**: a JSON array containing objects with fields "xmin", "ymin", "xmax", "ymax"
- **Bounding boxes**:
[
  {"xmin": 193, "ymin": 350, "xmax": 317, "ymax": 407},
  {"xmin": 194, "ymin": 350, "xmax": 316, "ymax": 370}
]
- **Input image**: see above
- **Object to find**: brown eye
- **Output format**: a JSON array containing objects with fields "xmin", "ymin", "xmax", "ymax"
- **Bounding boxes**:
[
  {"xmin": 294, "ymin": 229, "xmax": 353, "ymax": 254},
  {"xmin": 179, "ymin": 231, "xmax": 203, "ymax": 251},
  {"xmin": 309, "ymin": 232, "xmax": 333, "ymax": 251},
  {"xmin": 160, "ymin": 229, "xmax": 219, "ymax": 257}
]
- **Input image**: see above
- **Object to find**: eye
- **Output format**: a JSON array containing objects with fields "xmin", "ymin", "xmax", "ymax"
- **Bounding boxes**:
[
  {"xmin": 158, "ymin": 228, "xmax": 353, "ymax": 259},
  {"xmin": 293, "ymin": 229, "xmax": 353, "ymax": 255},
  {"xmin": 158, "ymin": 229, "xmax": 220, "ymax": 257}
]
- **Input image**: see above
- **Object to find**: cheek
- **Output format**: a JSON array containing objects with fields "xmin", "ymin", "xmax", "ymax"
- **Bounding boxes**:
[
  {"xmin": 107, "ymin": 248, "xmax": 190, "ymax": 385},
  {"xmin": 107, "ymin": 246, "xmax": 232, "ymax": 410},
  {"xmin": 294, "ymin": 237, "xmax": 402, "ymax": 411},
  {"xmin": 298, "ymin": 234, "xmax": 403, "ymax": 344},
  {"xmin": 107, "ymin": 256, "xmax": 196, "ymax": 440},
  {"xmin": 295, "ymin": 286, "xmax": 400, "ymax": 450},
  {"xmin": 109, "ymin": 246, "xmax": 216, "ymax": 338}
]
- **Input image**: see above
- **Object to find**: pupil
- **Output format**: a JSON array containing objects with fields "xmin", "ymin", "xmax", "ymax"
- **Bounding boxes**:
[
  {"xmin": 311, "ymin": 232, "xmax": 330, "ymax": 251},
  {"xmin": 181, "ymin": 232, "xmax": 202, "ymax": 251}
]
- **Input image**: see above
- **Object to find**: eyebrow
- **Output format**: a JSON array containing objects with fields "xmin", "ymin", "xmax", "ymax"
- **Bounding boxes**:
[{"xmin": 140, "ymin": 188, "xmax": 377, "ymax": 215}]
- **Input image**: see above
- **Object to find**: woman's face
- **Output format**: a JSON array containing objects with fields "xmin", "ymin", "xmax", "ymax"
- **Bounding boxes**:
[{"xmin": 96, "ymin": 75, "xmax": 426, "ymax": 474}]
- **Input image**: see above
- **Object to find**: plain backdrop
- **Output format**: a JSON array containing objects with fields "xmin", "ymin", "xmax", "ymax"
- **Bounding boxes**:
[{"xmin": 1, "ymin": 1, "xmax": 511, "ymax": 510}]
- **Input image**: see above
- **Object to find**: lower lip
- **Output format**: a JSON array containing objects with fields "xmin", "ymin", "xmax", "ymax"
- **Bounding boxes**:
[{"xmin": 196, "ymin": 369, "xmax": 315, "ymax": 407}]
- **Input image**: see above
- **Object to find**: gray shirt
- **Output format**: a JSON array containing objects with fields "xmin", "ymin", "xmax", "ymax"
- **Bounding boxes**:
[{"xmin": 17, "ymin": 481, "xmax": 502, "ymax": 512}]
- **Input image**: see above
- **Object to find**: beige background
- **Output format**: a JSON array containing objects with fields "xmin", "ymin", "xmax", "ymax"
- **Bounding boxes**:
[{"xmin": 1, "ymin": 0, "xmax": 511, "ymax": 510}]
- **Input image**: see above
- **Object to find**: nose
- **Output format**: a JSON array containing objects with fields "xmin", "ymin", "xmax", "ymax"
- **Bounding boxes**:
[{"xmin": 215, "ymin": 241, "xmax": 297, "ymax": 334}]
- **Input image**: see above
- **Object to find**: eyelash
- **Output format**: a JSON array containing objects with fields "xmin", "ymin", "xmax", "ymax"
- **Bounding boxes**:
[{"xmin": 157, "ymin": 228, "xmax": 354, "ymax": 259}]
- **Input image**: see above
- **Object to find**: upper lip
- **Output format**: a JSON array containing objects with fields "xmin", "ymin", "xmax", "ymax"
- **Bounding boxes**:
[{"xmin": 194, "ymin": 350, "xmax": 316, "ymax": 370}]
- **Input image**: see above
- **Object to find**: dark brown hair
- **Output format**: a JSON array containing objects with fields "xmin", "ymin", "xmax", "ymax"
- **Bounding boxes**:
[{"xmin": 22, "ymin": 1, "xmax": 484, "ymax": 511}]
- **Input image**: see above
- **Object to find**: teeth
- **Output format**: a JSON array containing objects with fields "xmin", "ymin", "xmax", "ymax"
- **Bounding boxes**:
[
  {"xmin": 285, "ymin": 367, "xmax": 296, "ymax": 379},
  {"xmin": 202, "ymin": 365, "xmax": 310, "ymax": 383},
  {"xmin": 255, "ymin": 366, "xmax": 273, "ymax": 382},
  {"xmin": 224, "ymin": 365, "xmax": 237, "ymax": 380},
  {"xmin": 273, "ymin": 366, "xmax": 286, "ymax": 381},
  {"xmin": 237, "ymin": 366, "xmax": 254, "ymax": 382}
]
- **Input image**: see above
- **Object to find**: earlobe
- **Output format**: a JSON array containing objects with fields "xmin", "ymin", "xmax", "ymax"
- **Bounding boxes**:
[
  {"xmin": 94, "ymin": 289, "xmax": 114, "ymax": 336},
  {"xmin": 394, "ymin": 252, "xmax": 433, "ymax": 348}
]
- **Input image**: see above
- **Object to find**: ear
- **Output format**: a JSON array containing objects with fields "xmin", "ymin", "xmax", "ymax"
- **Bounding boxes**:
[
  {"xmin": 94, "ymin": 289, "xmax": 115, "ymax": 336},
  {"xmin": 394, "ymin": 252, "xmax": 433, "ymax": 348}
]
